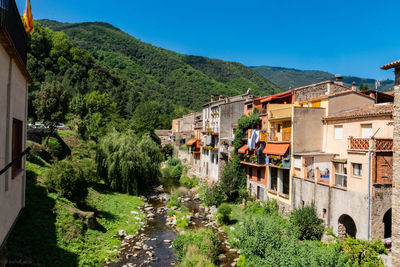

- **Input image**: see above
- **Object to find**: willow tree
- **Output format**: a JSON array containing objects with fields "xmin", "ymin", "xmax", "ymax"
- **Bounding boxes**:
[{"xmin": 96, "ymin": 130, "xmax": 163, "ymax": 194}]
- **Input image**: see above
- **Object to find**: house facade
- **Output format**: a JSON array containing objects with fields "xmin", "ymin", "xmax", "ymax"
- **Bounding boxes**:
[
  {"xmin": 201, "ymin": 94, "xmax": 252, "ymax": 181},
  {"xmin": 0, "ymin": 0, "xmax": 31, "ymax": 261},
  {"xmin": 381, "ymin": 59, "xmax": 400, "ymax": 266}
]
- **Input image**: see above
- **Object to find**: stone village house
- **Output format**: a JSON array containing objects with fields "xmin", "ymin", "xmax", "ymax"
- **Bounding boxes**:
[{"xmin": 0, "ymin": 0, "xmax": 31, "ymax": 264}]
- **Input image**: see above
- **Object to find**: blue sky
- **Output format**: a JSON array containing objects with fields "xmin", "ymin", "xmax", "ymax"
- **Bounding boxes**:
[{"xmin": 16, "ymin": 0, "xmax": 399, "ymax": 80}]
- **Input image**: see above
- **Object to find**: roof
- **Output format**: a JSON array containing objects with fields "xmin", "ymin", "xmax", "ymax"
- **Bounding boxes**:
[
  {"xmin": 323, "ymin": 103, "xmax": 393, "ymax": 121},
  {"xmin": 298, "ymin": 89, "xmax": 375, "ymax": 103},
  {"xmin": 381, "ymin": 59, "xmax": 400, "ymax": 70},
  {"xmin": 263, "ymin": 143, "xmax": 290, "ymax": 156},
  {"xmin": 238, "ymin": 144, "xmax": 249, "ymax": 154},
  {"xmin": 186, "ymin": 139, "xmax": 198, "ymax": 146},
  {"xmin": 260, "ymin": 90, "xmax": 292, "ymax": 103},
  {"xmin": 294, "ymin": 80, "xmax": 350, "ymax": 91},
  {"xmin": 358, "ymin": 89, "xmax": 394, "ymax": 103}
]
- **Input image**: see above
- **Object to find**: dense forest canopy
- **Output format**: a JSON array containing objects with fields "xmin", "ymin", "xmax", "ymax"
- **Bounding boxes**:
[{"xmin": 27, "ymin": 20, "xmax": 280, "ymax": 129}]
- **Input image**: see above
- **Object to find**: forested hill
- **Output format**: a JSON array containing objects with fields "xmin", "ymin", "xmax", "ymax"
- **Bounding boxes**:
[
  {"xmin": 38, "ymin": 19, "xmax": 281, "ymax": 111},
  {"xmin": 251, "ymin": 66, "xmax": 394, "ymax": 92}
]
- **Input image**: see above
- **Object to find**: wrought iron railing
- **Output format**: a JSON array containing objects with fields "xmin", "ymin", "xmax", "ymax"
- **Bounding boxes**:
[
  {"xmin": 0, "ymin": 0, "xmax": 27, "ymax": 64},
  {"xmin": 0, "ymin": 147, "xmax": 30, "ymax": 176}
]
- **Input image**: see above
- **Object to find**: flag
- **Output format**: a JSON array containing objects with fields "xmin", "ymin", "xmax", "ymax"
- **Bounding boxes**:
[
  {"xmin": 375, "ymin": 80, "xmax": 381, "ymax": 90},
  {"xmin": 23, "ymin": 0, "xmax": 34, "ymax": 34}
]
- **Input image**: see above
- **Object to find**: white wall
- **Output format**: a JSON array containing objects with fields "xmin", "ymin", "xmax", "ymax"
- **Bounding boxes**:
[{"xmin": 0, "ymin": 44, "xmax": 28, "ymax": 246}]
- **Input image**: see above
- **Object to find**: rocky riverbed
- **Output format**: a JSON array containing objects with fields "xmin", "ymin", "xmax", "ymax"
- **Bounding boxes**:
[{"xmin": 107, "ymin": 186, "xmax": 240, "ymax": 267}]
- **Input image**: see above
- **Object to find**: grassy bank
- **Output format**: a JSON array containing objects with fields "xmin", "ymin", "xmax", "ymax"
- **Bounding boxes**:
[{"xmin": 6, "ymin": 131, "xmax": 145, "ymax": 266}]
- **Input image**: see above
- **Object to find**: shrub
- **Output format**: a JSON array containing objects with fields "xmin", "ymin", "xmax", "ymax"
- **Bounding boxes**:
[
  {"xmin": 179, "ymin": 175, "xmax": 199, "ymax": 189},
  {"xmin": 167, "ymin": 192, "xmax": 180, "ymax": 208},
  {"xmin": 236, "ymin": 256, "xmax": 246, "ymax": 267},
  {"xmin": 167, "ymin": 157, "xmax": 181, "ymax": 167},
  {"xmin": 43, "ymin": 136, "xmax": 70, "ymax": 160},
  {"xmin": 244, "ymin": 200, "xmax": 278, "ymax": 216},
  {"xmin": 162, "ymin": 144, "xmax": 174, "ymax": 159},
  {"xmin": 43, "ymin": 159, "xmax": 88, "ymax": 203},
  {"xmin": 289, "ymin": 204, "xmax": 324, "ymax": 241},
  {"xmin": 178, "ymin": 245, "xmax": 216, "ymax": 267},
  {"xmin": 173, "ymin": 229, "xmax": 218, "ymax": 263},
  {"xmin": 217, "ymin": 203, "xmax": 232, "ymax": 225},
  {"xmin": 203, "ymin": 185, "xmax": 226, "ymax": 207}
]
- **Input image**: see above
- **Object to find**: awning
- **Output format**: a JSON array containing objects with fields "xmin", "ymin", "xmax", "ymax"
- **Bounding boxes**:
[
  {"xmin": 186, "ymin": 139, "xmax": 198, "ymax": 146},
  {"xmin": 263, "ymin": 143, "xmax": 290, "ymax": 155},
  {"xmin": 238, "ymin": 144, "xmax": 249, "ymax": 154}
]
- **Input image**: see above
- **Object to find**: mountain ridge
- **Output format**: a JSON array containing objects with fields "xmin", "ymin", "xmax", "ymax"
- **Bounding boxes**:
[{"xmin": 251, "ymin": 65, "xmax": 394, "ymax": 92}]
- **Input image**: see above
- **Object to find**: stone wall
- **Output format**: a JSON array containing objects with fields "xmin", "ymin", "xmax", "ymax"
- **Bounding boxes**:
[
  {"xmin": 392, "ymin": 84, "xmax": 400, "ymax": 266},
  {"xmin": 294, "ymin": 81, "xmax": 349, "ymax": 103},
  {"xmin": 371, "ymin": 185, "xmax": 392, "ymax": 240}
]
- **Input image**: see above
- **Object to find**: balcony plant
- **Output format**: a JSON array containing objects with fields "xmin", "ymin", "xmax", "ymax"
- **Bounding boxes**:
[{"xmin": 250, "ymin": 155, "xmax": 257, "ymax": 163}]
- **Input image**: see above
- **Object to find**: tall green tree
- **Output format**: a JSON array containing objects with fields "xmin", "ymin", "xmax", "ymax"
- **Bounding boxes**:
[
  {"xmin": 96, "ymin": 131, "xmax": 163, "ymax": 194},
  {"xmin": 33, "ymin": 81, "xmax": 69, "ymax": 145}
]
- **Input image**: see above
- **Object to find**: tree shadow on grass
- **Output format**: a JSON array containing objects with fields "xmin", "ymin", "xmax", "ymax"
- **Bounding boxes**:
[{"xmin": 6, "ymin": 171, "xmax": 79, "ymax": 267}]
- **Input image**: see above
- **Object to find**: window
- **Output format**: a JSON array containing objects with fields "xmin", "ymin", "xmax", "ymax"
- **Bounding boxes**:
[
  {"xmin": 277, "ymin": 124, "xmax": 281, "ymax": 133},
  {"xmin": 294, "ymin": 156, "xmax": 302, "ymax": 169},
  {"xmin": 361, "ymin": 124, "xmax": 372, "ymax": 138},
  {"xmin": 12, "ymin": 119, "xmax": 23, "ymax": 177},
  {"xmin": 257, "ymin": 169, "xmax": 261, "ymax": 181},
  {"xmin": 247, "ymin": 104, "xmax": 253, "ymax": 110},
  {"xmin": 334, "ymin": 162, "xmax": 347, "ymax": 187},
  {"xmin": 352, "ymin": 163, "xmax": 362, "ymax": 176},
  {"xmin": 334, "ymin": 125, "xmax": 343, "ymax": 140},
  {"xmin": 281, "ymin": 169, "xmax": 290, "ymax": 195},
  {"xmin": 269, "ymin": 167, "xmax": 278, "ymax": 191}
]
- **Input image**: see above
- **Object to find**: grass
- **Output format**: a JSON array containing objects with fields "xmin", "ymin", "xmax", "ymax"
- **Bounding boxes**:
[
  {"xmin": 168, "ymin": 210, "xmax": 192, "ymax": 230},
  {"xmin": 7, "ymin": 131, "xmax": 145, "ymax": 266}
]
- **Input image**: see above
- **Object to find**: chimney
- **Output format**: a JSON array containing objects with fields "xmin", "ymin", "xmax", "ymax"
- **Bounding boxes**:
[
  {"xmin": 335, "ymin": 74, "xmax": 344, "ymax": 86},
  {"xmin": 210, "ymin": 95, "xmax": 214, "ymax": 102},
  {"xmin": 219, "ymin": 95, "xmax": 224, "ymax": 100},
  {"xmin": 351, "ymin": 81, "xmax": 357, "ymax": 91}
]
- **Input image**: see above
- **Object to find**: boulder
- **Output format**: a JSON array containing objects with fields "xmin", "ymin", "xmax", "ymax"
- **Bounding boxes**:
[{"xmin": 118, "ymin": 230, "xmax": 127, "ymax": 237}]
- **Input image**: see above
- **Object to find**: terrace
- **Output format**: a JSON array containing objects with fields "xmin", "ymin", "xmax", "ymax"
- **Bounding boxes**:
[{"xmin": 348, "ymin": 137, "xmax": 393, "ymax": 152}]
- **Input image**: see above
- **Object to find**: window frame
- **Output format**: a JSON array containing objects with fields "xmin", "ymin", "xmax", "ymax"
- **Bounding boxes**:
[
  {"xmin": 12, "ymin": 118, "xmax": 23, "ymax": 178},
  {"xmin": 334, "ymin": 162, "xmax": 347, "ymax": 187},
  {"xmin": 352, "ymin": 163, "xmax": 362, "ymax": 177},
  {"xmin": 334, "ymin": 125, "xmax": 343, "ymax": 140}
]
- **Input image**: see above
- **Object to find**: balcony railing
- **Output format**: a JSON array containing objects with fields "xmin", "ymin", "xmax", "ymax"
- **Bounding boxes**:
[
  {"xmin": 349, "ymin": 138, "xmax": 393, "ymax": 151},
  {"xmin": 0, "ymin": 0, "xmax": 27, "ymax": 64}
]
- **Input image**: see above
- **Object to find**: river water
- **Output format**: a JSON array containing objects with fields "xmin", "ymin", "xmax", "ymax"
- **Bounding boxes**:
[{"xmin": 109, "ymin": 188, "xmax": 239, "ymax": 267}]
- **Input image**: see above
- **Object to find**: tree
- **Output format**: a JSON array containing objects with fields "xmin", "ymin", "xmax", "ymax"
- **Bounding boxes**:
[
  {"xmin": 359, "ymin": 83, "xmax": 369, "ymax": 91},
  {"xmin": 33, "ymin": 81, "xmax": 69, "ymax": 145},
  {"xmin": 96, "ymin": 131, "xmax": 163, "ymax": 194}
]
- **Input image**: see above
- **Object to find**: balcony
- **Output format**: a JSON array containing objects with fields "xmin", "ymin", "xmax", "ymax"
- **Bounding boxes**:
[
  {"xmin": 0, "ymin": 0, "xmax": 27, "ymax": 64},
  {"xmin": 348, "ymin": 138, "xmax": 393, "ymax": 151},
  {"xmin": 268, "ymin": 104, "xmax": 293, "ymax": 121}
]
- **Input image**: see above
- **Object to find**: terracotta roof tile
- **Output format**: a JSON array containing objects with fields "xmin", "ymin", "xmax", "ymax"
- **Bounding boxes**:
[
  {"xmin": 381, "ymin": 59, "xmax": 400, "ymax": 70},
  {"xmin": 323, "ymin": 103, "xmax": 393, "ymax": 120}
]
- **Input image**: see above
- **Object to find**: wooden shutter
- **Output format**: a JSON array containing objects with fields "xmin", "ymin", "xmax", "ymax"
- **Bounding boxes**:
[{"xmin": 282, "ymin": 121, "xmax": 291, "ymax": 141}]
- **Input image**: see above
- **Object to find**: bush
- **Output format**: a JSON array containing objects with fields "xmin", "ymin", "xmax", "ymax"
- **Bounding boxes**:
[
  {"xmin": 244, "ymin": 200, "xmax": 278, "ymax": 216},
  {"xmin": 179, "ymin": 175, "xmax": 199, "ymax": 189},
  {"xmin": 173, "ymin": 229, "xmax": 218, "ymax": 263},
  {"xmin": 43, "ymin": 136, "xmax": 70, "ymax": 160},
  {"xmin": 289, "ymin": 204, "xmax": 324, "ymax": 241},
  {"xmin": 162, "ymin": 144, "xmax": 174, "ymax": 159},
  {"xmin": 178, "ymin": 245, "xmax": 216, "ymax": 267},
  {"xmin": 167, "ymin": 157, "xmax": 181, "ymax": 167},
  {"xmin": 167, "ymin": 192, "xmax": 180, "ymax": 208},
  {"xmin": 203, "ymin": 185, "xmax": 226, "ymax": 207},
  {"xmin": 236, "ymin": 216, "xmax": 342, "ymax": 266},
  {"xmin": 43, "ymin": 159, "xmax": 88, "ymax": 203},
  {"xmin": 217, "ymin": 203, "xmax": 232, "ymax": 225}
]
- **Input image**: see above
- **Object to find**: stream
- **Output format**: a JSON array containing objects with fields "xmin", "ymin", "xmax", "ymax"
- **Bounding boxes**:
[{"xmin": 108, "ymin": 186, "xmax": 240, "ymax": 267}]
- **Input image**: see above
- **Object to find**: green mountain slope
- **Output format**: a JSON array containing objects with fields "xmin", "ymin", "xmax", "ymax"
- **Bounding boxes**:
[
  {"xmin": 251, "ymin": 66, "xmax": 394, "ymax": 92},
  {"xmin": 39, "ymin": 20, "xmax": 281, "ymax": 111}
]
